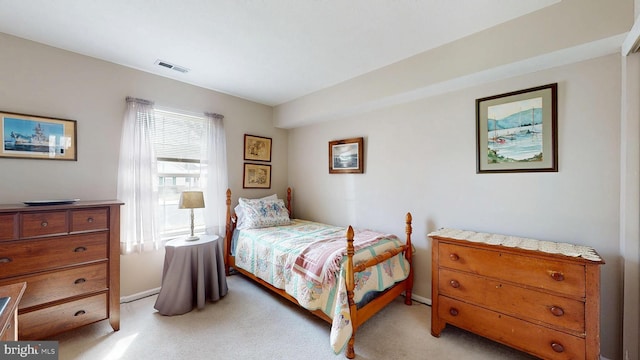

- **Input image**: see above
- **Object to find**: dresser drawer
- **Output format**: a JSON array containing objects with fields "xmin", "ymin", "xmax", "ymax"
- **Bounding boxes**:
[
  {"xmin": 0, "ymin": 213, "xmax": 17, "ymax": 241},
  {"xmin": 19, "ymin": 292, "xmax": 108, "ymax": 340},
  {"xmin": 21, "ymin": 211, "xmax": 68, "ymax": 238},
  {"xmin": 438, "ymin": 296, "xmax": 585, "ymax": 360},
  {"xmin": 71, "ymin": 208, "xmax": 108, "ymax": 232},
  {"xmin": 439, "ymin": 243, "xmax": 586, "ymax": 297},
  {"xmin": 439, "ymin": 268, "xmax": 585, "ymax": 333},
  {"xmin": 0, "ymin": 263, "xmax": 108, "ymax": 309},
  {"xmin": 0, "ymin": 233, "xmax": 108, "ymax": 278}
]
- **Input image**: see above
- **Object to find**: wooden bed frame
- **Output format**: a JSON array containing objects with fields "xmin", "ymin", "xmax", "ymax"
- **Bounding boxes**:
[{"xmin": 223, "ymin": 188, "xmax": 414, "ymax": 359}]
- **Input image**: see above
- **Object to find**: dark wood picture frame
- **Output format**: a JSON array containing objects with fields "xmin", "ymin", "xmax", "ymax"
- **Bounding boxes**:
[
  {"xmin": 329, "ymin": 137, "xmax": 364, "ymax": 174},
  {"xmin": 243, "ymin": 163, "xmax": 271, "ymax": 189},
  {"xmin": 476, "ymin": 83, "xmax": 558, "ymax": 173},
  {"xmin": 244, "ymin": 134, "xmax": 272, "ymax": 162},
  {"xmin": 1, "ymin": 110, "xmax": 77, "ymax": 161}
]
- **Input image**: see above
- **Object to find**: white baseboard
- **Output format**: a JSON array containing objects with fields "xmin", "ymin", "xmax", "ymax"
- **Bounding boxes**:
[
  {"xmin": 120, "ymin": 287, "xmax": 160, "ymax": 303},
  {"xmin": 410, "ymin": 294, "xmax": 431, "ymax": 306}
]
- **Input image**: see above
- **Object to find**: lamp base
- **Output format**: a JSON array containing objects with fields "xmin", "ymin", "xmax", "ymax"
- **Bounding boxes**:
[{"xmin": 185, "ymin": 235, "xmax": 200, "ymax": 241}]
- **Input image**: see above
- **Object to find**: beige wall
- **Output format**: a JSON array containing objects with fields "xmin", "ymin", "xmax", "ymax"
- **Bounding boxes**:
[
  {"xmin": 621, "ymin": 52, "xmax": 640, "ymax": 360},
  {"xmin": 286, "ymin": 54, "xmax": 623, "ymax": 359},
  {"xmin": 0, "ymin": 33, "xmax": 289, "ymax": 298}
]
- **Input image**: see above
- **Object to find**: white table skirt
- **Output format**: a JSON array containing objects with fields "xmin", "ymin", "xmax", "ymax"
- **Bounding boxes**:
[{"xmin": 154, "ymin": 235, "xmax": 228, "ymax": 315}]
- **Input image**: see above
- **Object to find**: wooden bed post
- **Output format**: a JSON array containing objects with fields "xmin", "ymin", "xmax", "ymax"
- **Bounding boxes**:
[
  {"xmin": 224, "ymin": 188, "xmax": 232, "ymax": 276},
  {"xmin": 404, "ymin": 212, "xmax": 413, "ymax": 305},
  {"xmin": 345, "ymin": 226, "xmax": 356, "ymax": 359}
]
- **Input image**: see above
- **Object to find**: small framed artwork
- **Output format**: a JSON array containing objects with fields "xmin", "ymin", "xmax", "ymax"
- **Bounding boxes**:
[
  {"xmin": 329, "ymin": 137, "xmax": 364, "ymax": 174},
  {"xmin": 244, "ymin": 134, "xmax": 272, "ymax": 162},
  {"xmin": 1, "ymin": 111, "xmax": 77, "ymax": 161},
  {"xmin": 243, "ymin": 163, "xmax": 271, "ymax": 189},
  {"xmin": 476, "ymin": 83, "xmax": 557, "ymax": 173}
]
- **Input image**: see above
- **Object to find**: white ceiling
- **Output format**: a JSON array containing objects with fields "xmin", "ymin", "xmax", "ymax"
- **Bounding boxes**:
[{"xmin": 0, "ymin": 0, "xmax": 559, "ymax": 106}]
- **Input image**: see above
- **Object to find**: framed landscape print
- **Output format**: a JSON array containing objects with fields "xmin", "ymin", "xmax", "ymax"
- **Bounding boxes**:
[
  {"xmin": 244, "ymin": 134, "xmax": 272, "ymax": 162},
  {"xmin": 476, "ymin": 83, "xmax": 557, "ymax": 173},
  {"xmin": 329, "ymin": 137, "xmax": 364, "ymax": 174},
  {"xmin": 1, "ymin": 111, "xmax": 77, "ymax": 161},
  {"xmin": 243, "ymin": 163, "xmax": 271, "ymax": 189}
]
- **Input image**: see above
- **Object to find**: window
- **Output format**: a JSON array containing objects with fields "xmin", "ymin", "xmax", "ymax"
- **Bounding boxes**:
[
  {"xmin": 118, "ymin": 96, "xmax": 227, "ymax": 253},
  {"xmin": 151, "ymin": 109, "xmax": 207, "ymax": 239}
]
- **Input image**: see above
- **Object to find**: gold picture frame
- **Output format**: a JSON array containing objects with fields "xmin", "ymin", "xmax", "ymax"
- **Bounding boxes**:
[
  {"xmin": 1, "ymin": 111, "xmax": 77, "ymax": 161},
  {"xmin": 329, "ymin": 137, "xmax": 364, "ymax": 174},
  {"xmin": 243, "ymin": 163, "xmax": 271, "ymax": 189},
  {"xmin": 244, "ymin": 134, "xmax": 272, "ymax": 162}
]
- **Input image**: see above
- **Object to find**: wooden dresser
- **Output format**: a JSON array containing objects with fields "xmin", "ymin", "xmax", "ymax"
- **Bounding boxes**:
[
  {"xmin": 430, "ymin": 229, "xmax": 604, "ymax": 360},
  {"xmin": 0, "ymin": 201, "xmax": 122, "ymax": 339},
  {"xmin": 0, "ymin": 282, "xmax": 26, "ymax": 341}
]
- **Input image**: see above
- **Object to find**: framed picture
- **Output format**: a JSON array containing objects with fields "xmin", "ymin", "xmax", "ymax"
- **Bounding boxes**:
[
  {"xmin": 476, "ymin": 83, "xmax": 557, "ymax": 173},
  {"xmin": 1, "ymin": 111, "xmax": 77, "ymax": 161},
  {"xmin": 244, "ymin": 134, "xmax": 272, "ymax": 162},
  {"xmin": 329, "ymin": 137, "xmax": 364, "ymax": 174},
  {"xmin": 243, "ymin": 163, "xmax": 271, "ymax": 189}
]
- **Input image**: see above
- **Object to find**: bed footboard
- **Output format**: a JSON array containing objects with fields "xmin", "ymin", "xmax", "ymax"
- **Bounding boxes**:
[{"xmin": 343, "ymin": 212, "xmax": 413, "ymax": 359}]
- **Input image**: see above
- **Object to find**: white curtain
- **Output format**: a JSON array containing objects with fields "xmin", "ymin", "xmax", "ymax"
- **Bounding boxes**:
[
  {"xmin": 201, "ymin": 112, "xmax": 228, "ymax": 236},
  {"xmin": 117, "ymin": 97, "xmax": 159, "ymax": 254}
]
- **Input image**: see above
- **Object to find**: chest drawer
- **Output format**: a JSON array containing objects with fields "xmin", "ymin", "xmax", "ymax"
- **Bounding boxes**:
[
  {"xmin": 19, "ymin": 292, "xmax": 108, "ymax": 340},
  {"xmin": 0, "ymin": 213, "xmax": 17, "ymax": 241},
  {"xmin": 0, "ymin": 263, "xmax": 108, "ymax": 309},
  {"xmin": 438, "ymin": 296, "xmax": 585, "ymax": 360},
  {"xmin": 439, "ymin": 268, "xmax": 585, "ymax": 333},
  {"xmin": 71, "ymin": 208, "xmax": 108, "ymax": 232},
  {"xmin": 0, "ymin": 233, "xmax": 108, "ymax": 278},
  {"xmin": 21, "ymin": 211, "xmax": 68, "ymax": 238},
  {"xmin": 439, "ymin": 243, "xmax": 586, "ymax": 297}
]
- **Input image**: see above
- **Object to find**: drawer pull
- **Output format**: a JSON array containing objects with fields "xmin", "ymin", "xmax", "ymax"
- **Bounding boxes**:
[
  {"xmin": 41, "ymin": 221, "xmax": 48, "ymax": 227},
  {"xmin": 74, "ymin": 278, "xmax": 87, "ymax": 284},
  {"xmin": 449, "ymin": 253, "xmax": 459, "ymax": 261},
  {"xmin": 74, "ymin": 246, "xmax": 87, "ymax": 252},
  {"xmin": 550, "ymin": 271, "xmax": 564, "ymax": 281},
  {"xmin": 449, "ymin": 308, "xmax": 459, "ymax": 316},
  {"xmin": 449, "ymin": 280, "xmax": 460, "ymax": 288},
  {"xmin": 550, "ymin": 306, "xmax": 564, "ymax": 317},
  {"xmin": 74, "ymin": 310, "xmax": 86, "ymax": 317},
  {"xmin": 87, "ymin": 217, "xmax": 94, "ymax": 223},
  {"xmin": 0, "ymin": 257, "xmax": 12, "ymax": 264},
  {"xmin": 550, "ymin": 342, "xmax": 564, "ymax": 353}
]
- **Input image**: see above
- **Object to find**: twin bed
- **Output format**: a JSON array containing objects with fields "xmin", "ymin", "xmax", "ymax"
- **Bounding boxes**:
[{"xmin": 223, "ymin": 188, "xmax": 414, "ymax": 358}]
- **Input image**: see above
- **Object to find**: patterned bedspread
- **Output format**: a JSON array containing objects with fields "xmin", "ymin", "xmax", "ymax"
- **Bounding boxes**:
[{"xmin": 234, "ymin": 219, "xmax": 410, "ymax": 354}]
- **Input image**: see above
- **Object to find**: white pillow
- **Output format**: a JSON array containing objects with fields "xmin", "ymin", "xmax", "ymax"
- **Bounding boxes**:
[
  {"xmin": 236, "ymin": 197, "xmax": 290, "ymax": 230},
  {"xmin": 235, "ymin": 194, "xmax": 277, "ymax": 229}
]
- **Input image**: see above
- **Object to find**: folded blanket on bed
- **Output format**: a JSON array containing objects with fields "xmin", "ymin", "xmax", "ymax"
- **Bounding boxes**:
[{"xmin": 292, "ymin": 229, "xmax": 393, "ymax": 286}]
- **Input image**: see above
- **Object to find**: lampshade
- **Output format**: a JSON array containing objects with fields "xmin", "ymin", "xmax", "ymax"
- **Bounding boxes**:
[{"xmin": 179, "ymin": 191, "xmax": 205, "ymax": 209}]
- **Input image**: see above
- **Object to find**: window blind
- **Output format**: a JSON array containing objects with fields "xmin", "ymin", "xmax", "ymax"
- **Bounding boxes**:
[{"xmin": 150, "ymin": 109, "xmax": 205, "ymax": 161}]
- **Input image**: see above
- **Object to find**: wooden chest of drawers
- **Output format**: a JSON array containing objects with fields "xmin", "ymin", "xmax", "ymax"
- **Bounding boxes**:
[
  {"xmin": 0, "ymin": 201, "xmax": 122, "ymax": 340},
  {"xmin": 430, "ymin": 229, "xmax": 603, "ymax": 360}
]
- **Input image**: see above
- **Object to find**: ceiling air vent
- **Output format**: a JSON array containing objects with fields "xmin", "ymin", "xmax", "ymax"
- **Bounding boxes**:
[{"xmin": 155, "ymin": 59, "xmax": 190, "ymax": 73}]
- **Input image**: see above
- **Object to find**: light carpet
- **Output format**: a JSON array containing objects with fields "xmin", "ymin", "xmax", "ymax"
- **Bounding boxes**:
[{"xmin": 54, "ymin": 275, "xmax": 538, "ymax": 359}]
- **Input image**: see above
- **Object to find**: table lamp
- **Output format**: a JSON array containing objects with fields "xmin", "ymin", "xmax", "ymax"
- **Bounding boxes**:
[{"xmin": 179, "ymin": 191, "xmax": 205, "ymax": 241}]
